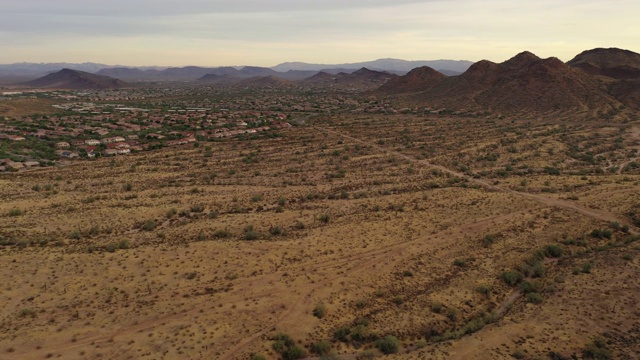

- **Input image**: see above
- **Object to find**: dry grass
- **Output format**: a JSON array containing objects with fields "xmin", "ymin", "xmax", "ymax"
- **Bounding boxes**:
[{"xmin": 0, "ymin": 114, "xmax": 638, "ymax": 359}]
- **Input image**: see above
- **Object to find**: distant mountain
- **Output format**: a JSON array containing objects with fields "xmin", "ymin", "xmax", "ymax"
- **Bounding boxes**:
[
  {"xmin": 196, "ymin": 73, "xmax": 241, "ymax": 86},
  {"xmin": 238, "ymin": 75, "xmax": 295, "ymax": 87},
  {"xmin": 302, "ymin": 67, "xmax": 397, "ymax": 90},
  {"xmin": 377, "ymin": 66, "xmax": 446, "ymax": 94},
  {"xmin": 271, "ymin": 58, "xmax": 473, "ymax": 74},
  {"xmin": 0, "ymin": 62, "xmax": 163, "ymax": 77},
  {"xmin": 23, "ymin": 69, "xmax": 128, "ymax": 89}
]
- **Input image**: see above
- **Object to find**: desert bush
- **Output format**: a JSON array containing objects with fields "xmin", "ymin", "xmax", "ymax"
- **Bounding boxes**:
[
  {"xmin": 376, "ymin": 335, "xmax": 400, "ymax": 354},
  {"xmin": 543, "ymin": 244, "xmax": 563, "ymax": 258},
  {"xmin": 313, "ymin": 302, "xmax": 327, "ymax": 319},
  {"xmin": 446, "ymin": 308, "xmax": 458, "ymax": 322},
  {"xmin": 213, "ymin": 228, "xmax": 232, "ymax": 239},
  {"xmin": 519, "ymin": 280, "xmax": 542, "ymax": 294},
  {"xmin": 476, "ymin": 284, "xmax": 492, "ymax": 297},
  {"xmin": 272, "ymin": 333, "xmax": 305, "ymax": 360},
  {"xmin": 243, "ymin": 225, "xmax": 260, "ymax": 240},
  {"xmin": 105, "ymin": 243, "xmax": 118, "ymax": 253},
  {"xmin": 269, "ymin": 226, "xmax": 284, "ymax": 236},
  {"xmin": 208, "ymin": 211, "xmax": 219, "ymax": 219},
  {"xmin": 590, "ymin": 229, "xmax": 613, "ymax": 239},
  {"xmin": 166, "ymin": 208, "xmax": 177, "ymax": 218},
  {"xmin": 122, "ymin": 182, "xmax": 132, "ymax": 191},
  {"xmin": 18, "ymin": 308, "xmax": 36, "ymax": 318},
  {"xmin": 453, "ymin": 259, "xmax": 466, "ymax": 267},
  {"xmin": 482, "ymin": 234, "xmax": 496, "ymax": 247},
  {"xmin": 69, "ymin": 230, "xmax": 82, "ymax": 240},
  {"xmin": 141, "ymin": 219, "xmax": 157, "ymax": 231},
  {"xmin": 318, "ymin": 213, "xmax": 330, "ymax": 224},
  {"xmin": 356, "ymin": 350, "xmax": 376, "ymax": 360},
  {"xmin": 334, "ymin": 327, "xmax": 350, "ymax": 341},
  {"xmin": 7, "ymin": 208, "xmax": 25, "ymax": 217},
  {"xmin": 250, "ymin": 354, "xmax": 266, "ymax": 360},
  {"xmin": 526, "ymin": 292, "xmax": 543, "ymax": 304},
  {"xmin": 350, "ymin": 324, "xmax": 369, "ymax": 342},
  {"xmin": 583, "ymin": 336, "xmax": 612, "ymax": 360},
  {"xmin": 501, "ymin": 271, "xmax": 523, "ymax": 286},
  {"xmin": 190, "ymin": 204, "xmax": 204, "ymax": 213},
  {"xmin": 311, "ymin": 340, "xmax": 331, "ymax": 355},
  {"xmin": 431, "ymin": 302, "xmax": 443, "ymax": 314}
]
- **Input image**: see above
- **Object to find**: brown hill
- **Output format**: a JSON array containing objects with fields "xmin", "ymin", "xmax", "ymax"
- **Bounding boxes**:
[
  {"xmin": 567, "ymin": 48, "xmax": 640, "ymax": 80},
  {"xmin": 23, "ymin": 68, "xmax": 128, "ymax": 89},
  {"xmin": 302, "ymin": 67, "xmax": 396, "ymax": 90},
  {"xmin": 393, "ymin": 51, "xmax": 623, "ymax": 114},
  {"xmin": 196, "ymin": 73, "xmax": 241, "ymax": 85},
  {"xmin": 376, "ymin": 66, "xmax": 446, "ymax": 93},
  {"xmin": 237, "ymin": 75, "xmax": 294, "ymax": 87}
]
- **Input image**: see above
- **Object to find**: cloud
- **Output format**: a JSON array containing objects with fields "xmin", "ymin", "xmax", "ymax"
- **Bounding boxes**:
[{"xmin": 0, "ymin": 0, "xmax": 638, "ymax": 65}]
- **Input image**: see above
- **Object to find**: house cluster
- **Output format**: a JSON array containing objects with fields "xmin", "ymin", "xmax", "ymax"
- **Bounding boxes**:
[{"xmin": 0, "ymin": 158, "xmax": 40, "ymax": 171}]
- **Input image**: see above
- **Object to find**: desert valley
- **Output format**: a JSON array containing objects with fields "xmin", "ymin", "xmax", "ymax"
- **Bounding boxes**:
[{"xmin": 0, "ymin": 48, "xmax": 639, "ymax": 360}]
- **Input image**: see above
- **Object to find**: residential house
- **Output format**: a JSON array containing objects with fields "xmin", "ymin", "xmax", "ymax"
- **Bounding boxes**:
[
  {"xmin": 56, "ymin": 142, "xmax": 71, "ymax": 149},
  {"xmin": 55, "ymin": 150, "xmax": 79, "ymax": 159},
  {"xmin": 85, "ymin": 139, "xmax": 101, "ymax": 146}
]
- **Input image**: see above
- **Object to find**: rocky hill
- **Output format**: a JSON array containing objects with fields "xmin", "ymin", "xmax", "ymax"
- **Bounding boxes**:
[
  {"xmin": 567, "ymin": 48, "xmax": 640, "ymax": 80},
  {"xmin": 376, "ymin": 66, "xmax": 447, "ymax": 94},
  {"xmin": 381, "ymin": 49, "xmax": 639, "ymax": 115},
  {"xmin": 302, "ymin": 67, "xmax": 396, "ymax": 90},
  {"xmin": 23, "ymin": 68, "xmax": 128, "ymax": 89}
]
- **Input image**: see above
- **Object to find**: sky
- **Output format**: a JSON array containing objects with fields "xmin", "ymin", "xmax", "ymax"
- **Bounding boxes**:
[{"xmin": 1, "ymin": 0, "xmax": 639, "ymax": 66}]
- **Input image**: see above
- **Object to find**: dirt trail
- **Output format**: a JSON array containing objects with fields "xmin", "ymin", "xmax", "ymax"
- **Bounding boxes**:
[{"xmin": 314, "ymin": 126, "xmax": 638, "ymax": 236}]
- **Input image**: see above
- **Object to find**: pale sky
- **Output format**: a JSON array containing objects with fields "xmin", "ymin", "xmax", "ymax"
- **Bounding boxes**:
[{"xmin": 1, "ymin": 0, "xmax": 638, "ymax": 66}]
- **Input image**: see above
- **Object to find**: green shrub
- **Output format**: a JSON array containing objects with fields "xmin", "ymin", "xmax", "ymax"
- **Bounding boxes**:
[
  {"xmin": 356, "ymin": 350, "xmax": 376, "ymax": 360},
  {"xmin": 476, "ymin": 284, "xmax": 492, "ymax": 296},
  {"xmin": 7, "ymin": 208, "xmax": 24, "ymax": 217},
  {"xmin": 190, "ymin": 204, "xmax": 204, "ymax": 213},
  {"xmin": 431, "ymin": 302, "xmax": 443, "ymax": 313},
  {"xmin": 350, "ymin": 324, "xmax": 369, "ymax": 341},
  {"xmin": 105, "ymin": 243, "xmax": 118, "ymax": 253},
  {"xmin": 313, "ymin": 302, "xmax": 327, "ymax": 319},
  {"xmin": 583, "ymin": 336, "xmax": 612, "ymax": 360},
  {"xmin": 376, "ymin": 335, "xmax": 400, "ymax": 354},
  {"xmin": 318, "ymin": 213, "xmax": 330, "ymax": 224},
  {"xmin": 166, "ymin": 208, "xmax": 177, "ymax": 218},
  {"xmin": 526, "ymin": 292, "xmax": 543, "ymax": 304},
  {"xmin": 269, "ymin": 226, "xmax": 284, "ymax": 236},
  {"xmin": 519, "ymin": 280, "xmax": 541, "ymax": 294},
  {"xmin": 213, "ymin": 228, "xmax": 231, "ymax": 239},
  {"xmin": 141, "ymin": 219, "xmax": 157, "ymax": 231},
  {"xmin": 483, "ymin": 234, "xmax": 496, "ymax": 247},
  {"xmin": 543, "ymin": 244, "xmax": 563, "ymax": 258},
  {"xmin": 501, "ymin": 271, "xmax": 522, "ymax": 286},
  {"xmin": 250, "ymin": 354, "xmax": 266, "ymax": 360},
  {"xmin": 272, "ymin": 333, "xmax": 305, "ymax": 360},
  {"xmin": 18, "ymin": 308, "xmax": 36, "ymax": 318},
  {"xmin": 453, "ymin": 259, "xmax": 466, "ymax": 267},
  {"xmin": 311, "ymin": 340, "xmax": 331, "ymax": 355},
  {"xmin": 334, "ymin": 326, "xmax": 350, "ymax": 341},
  {"xmin": 243, "ymin": 225, "xmax": 261, "ymax": 240},
  {"xmin": 446, "ymin": 308, "xmax": 458, "ymax": 322}
]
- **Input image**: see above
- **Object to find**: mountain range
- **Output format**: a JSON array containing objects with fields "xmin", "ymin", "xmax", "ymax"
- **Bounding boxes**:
[
  {"xmin": 10, "ymin": 48, "xmax": 640, "ymax": 117},
  {"xmin": 377, "ymin": 47, "xmax": 640, "ymax": 114},
  {"xmin": 0, "ymin": 59, "xmax": 473, "ymax": 80}
]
